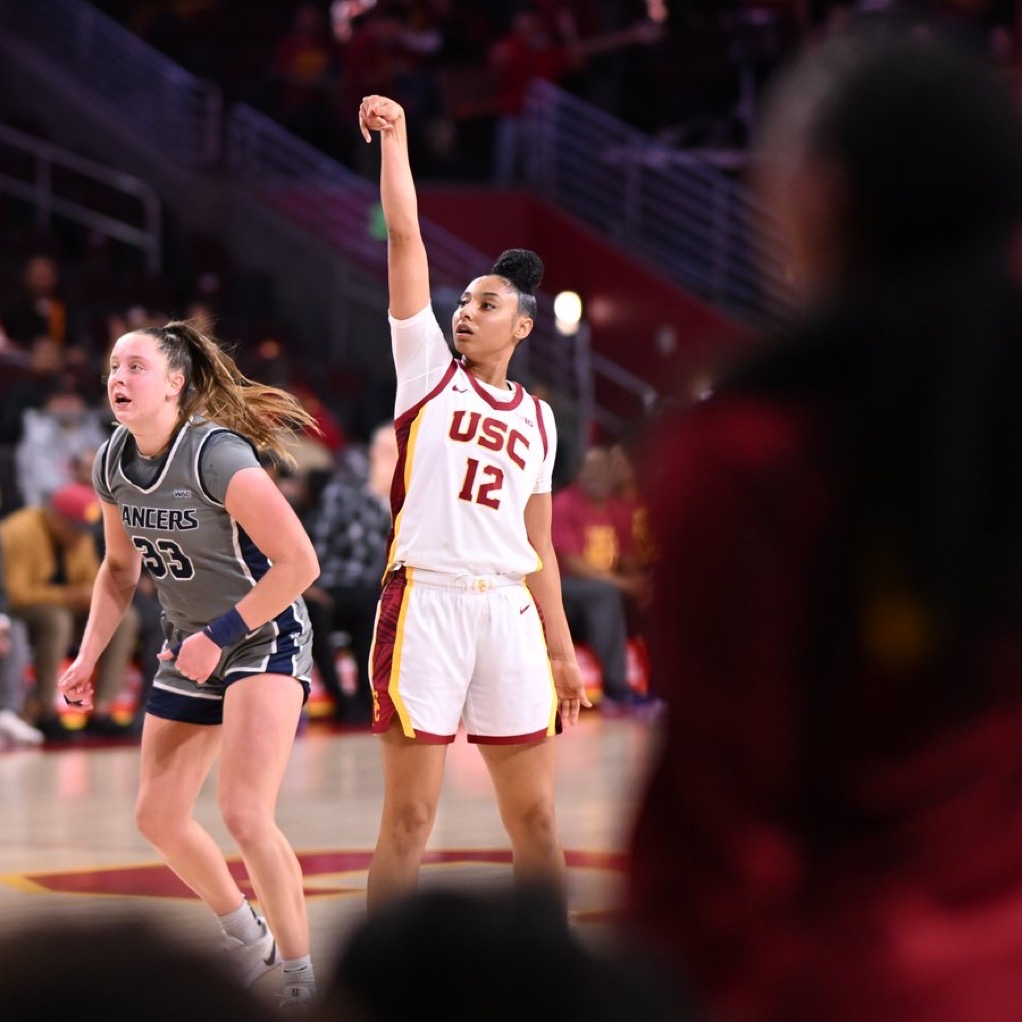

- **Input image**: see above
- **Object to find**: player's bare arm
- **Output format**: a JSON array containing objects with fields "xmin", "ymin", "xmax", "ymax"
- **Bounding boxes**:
[
  {"xmin": 58, "ymin": 498, "xmax": 143, "ymax": 708},
  {"xmin": 524, "ymin": 492, "xmax": 591, "ymax": 725},
  {"xmin": 359, "ymin": 94, "xmax": 430, "ymax": 319}
]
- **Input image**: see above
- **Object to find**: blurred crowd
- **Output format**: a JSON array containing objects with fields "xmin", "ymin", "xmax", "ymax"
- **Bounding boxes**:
[
  {"xmin": 0, "ymin": 238, "xmax": 655, "ymax": 747},
  {"xmin": 88, "ymin": 0, "xmax": 1022, "ymax": 180}
]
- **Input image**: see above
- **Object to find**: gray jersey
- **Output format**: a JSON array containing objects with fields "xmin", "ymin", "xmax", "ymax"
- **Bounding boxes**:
[{"xmin": 93, "ymin": 416, "xmax": 308, "ymax": 641}]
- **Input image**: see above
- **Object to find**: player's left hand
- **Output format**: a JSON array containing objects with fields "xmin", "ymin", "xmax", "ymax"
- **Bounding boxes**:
[
  {"xmin": 551, "ymin": 655, "xmax": 591, "ymax": 726},
  {"xmin": 58, "ymin": 656, "xmax": 97, "ymax": 710},
  {"xmin": 157, "ymin": 630, "xmax": 222, "ymax": 684}
]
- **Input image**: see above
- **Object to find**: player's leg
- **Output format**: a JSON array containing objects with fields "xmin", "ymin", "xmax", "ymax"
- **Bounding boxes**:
[
  {"xmin": 472, "ymin": 585, "xmax": 566, "ymax": 897},
  {"xmin": 367, "ymin": 725, "xmax": 447, "ymax": 912},
  {"xmin": 135, "ymin": 716, "xmax": 241, "ymax": 909},
  {"xmin": 367, "ymin": 573, "xmax": 468, "ymax": 910},
  {"xmin": 478, "ymin": 739, "xmax": 566, "ymax": 899},
  {"xmin": 217, "ymin": 672, "xmax": 308, "ymax": 960}
]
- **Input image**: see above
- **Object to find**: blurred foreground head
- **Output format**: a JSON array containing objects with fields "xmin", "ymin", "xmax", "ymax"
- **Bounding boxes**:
[
  {"xmin": 755, "ymin": 20, "xmax": 1022, "ymax": 304},
  {"xmin": 320, "ymin": 883, "xmax": 691, "ymax": 1022},
  {"xmin": 0, "ymin": 915, "xmax": 275, "ymax": 1022},
  {"xmin": 735, "ymin": 18, "xmax": 1022, "ymax": 655}
]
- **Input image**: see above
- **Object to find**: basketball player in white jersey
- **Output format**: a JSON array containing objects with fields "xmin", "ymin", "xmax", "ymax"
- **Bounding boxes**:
[
  {"xmin": 358, "ymin": 94, "xmax": 591, "ymax": 912},
  {"xmin": 58, "ymin": 321, "xmax": 321, "ymax": 1011}
]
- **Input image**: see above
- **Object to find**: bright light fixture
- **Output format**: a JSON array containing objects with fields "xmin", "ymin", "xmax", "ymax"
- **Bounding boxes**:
[{"xmin": 554, "ymin": 290, "xmax": 583, "ymax": 335}]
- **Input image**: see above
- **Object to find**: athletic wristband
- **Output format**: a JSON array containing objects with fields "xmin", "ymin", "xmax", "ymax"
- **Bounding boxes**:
[{"xmin": 202, "ymin": 607, "xmax": 249, "ymax": 648}]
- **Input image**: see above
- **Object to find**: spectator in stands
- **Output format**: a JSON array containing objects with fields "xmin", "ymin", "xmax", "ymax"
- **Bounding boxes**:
[
  {"xmin": 608, "ymin": 439, "xmax": 656, "ymax": 567},
  {"xmin": 0, "ymin": 606, "xmax": 38, "ymax": 748},
  {"xmin": 487, "ymin": 3, "xmax": 663, "ymax": 184},
  {"xmin": 551, "ymin": 443, "xmax": 650, "ymax": 709},
  {"xmin": 270, "ymin": 0, "xmax": 341, "ymax": 152},
  {"xmin": 14, "ymin": 379, "xmax": 109, "ymax": 507},
  {"xmin": 0, "ymin": 336, "xmax": 67, "ymax": 447},
  {"xmin": 1, "ymin": 252, "xmax": 70, "ymax": 349},
  {"xmin": 0, "ymin": 482, "xmax": 138, "ymax": 739},
  {"xmin": 487, "ymin": 3, "xmax": 578, "ymax": 185},
  {"xmin": 335, "ymin": 5, "xmax": 448, "ymax": 174},
  {"xmin": 625, "ymin": 21, "xmax": 1022, "ymax": 1022},
  {"xmin": 0, "ymin": 493, "xmax": 42, "ymax": 747},
  {"xmin": 306, "ymin": 420, "xmax": 398, "ymax": 724}
]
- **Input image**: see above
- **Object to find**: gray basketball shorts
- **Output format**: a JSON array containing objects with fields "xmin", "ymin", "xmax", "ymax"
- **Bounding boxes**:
[{"xmin": 146, "ymin": 614, "xmax": 313, "ymax": 725}]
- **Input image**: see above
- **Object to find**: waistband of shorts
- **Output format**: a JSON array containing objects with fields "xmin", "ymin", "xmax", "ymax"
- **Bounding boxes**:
[{"xmin": 397, "ymin": 566, "xmax": 525, "ymax": 592}]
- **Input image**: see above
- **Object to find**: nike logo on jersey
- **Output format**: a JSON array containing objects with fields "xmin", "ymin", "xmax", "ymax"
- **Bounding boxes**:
[
  {"xmin": 452, "ymin": 385, "xmax": 468, "ymax": 393},
  {"xmin": 520, "ymin": 605, "xmax": 530, "ymax": 614}
]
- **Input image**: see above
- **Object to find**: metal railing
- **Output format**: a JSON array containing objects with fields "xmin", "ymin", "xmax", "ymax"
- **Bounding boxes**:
[
  {"xmin": 0, "ymin": 120, "xmax": 162, "ymax": 273},
  {"xmin": 590, "ymin": 350, "xmax": 659, "ymax": 438},
  {"xmin": 525, "ymin": 79, "xmax": 794, "ymax": 333},
  {"xmin": 0, "ymin": 0, "xmax": 222, "ymax": 167}
]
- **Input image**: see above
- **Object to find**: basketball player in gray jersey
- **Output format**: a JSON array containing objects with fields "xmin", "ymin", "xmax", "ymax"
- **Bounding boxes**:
[
  {"xmin": 59, "ymin": 321, "xmax": 322, "ymax": 1012},
  {"xmin": 95, "ymin": 420, "xmax": 311, "ymax": 697}
]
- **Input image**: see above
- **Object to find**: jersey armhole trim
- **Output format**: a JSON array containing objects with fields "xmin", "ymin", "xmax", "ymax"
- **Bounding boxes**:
[
  {"xmin": 395, "ymin": 359, "xmax": 459, "ymax": 431},
  {"xmin": 195, "ymin": 427, "xmax": 232, "ymax": 506},
  {"xmin": 99, "ymin": 435, "xmax": 113, "ymax": 496},
  {"xmin": 533, "ymin": 396, "xmax": 549, "ymax": 461}
]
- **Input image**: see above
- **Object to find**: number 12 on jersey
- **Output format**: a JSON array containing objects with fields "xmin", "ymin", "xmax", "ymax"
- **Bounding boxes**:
[{"xmin": 458, "ymin": 458, "xmax": 504, "ymax": 509}]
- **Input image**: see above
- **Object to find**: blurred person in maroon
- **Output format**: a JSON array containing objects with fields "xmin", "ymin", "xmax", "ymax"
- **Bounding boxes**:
[
  {"xmin": 488, "ymin": 3, "xmax": 577, "ymax": 184},
  {"xmin": 608, "ymin": 439, "xmax": 656, "ymax": 569},
  {"xmin": 624, "ymin": 17, "xmax": 1022, "ymax": 1022},
  {"xmin": 552, "ymin": 444, "xmax": 650, "ymax": 709}
]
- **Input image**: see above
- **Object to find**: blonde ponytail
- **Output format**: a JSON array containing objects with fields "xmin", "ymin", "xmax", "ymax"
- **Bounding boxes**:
[{"xmin": 143, "ymin": 321, "xmax": 320, "ymax": 467}]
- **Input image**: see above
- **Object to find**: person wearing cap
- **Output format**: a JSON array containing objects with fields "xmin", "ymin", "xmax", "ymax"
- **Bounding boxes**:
[
  {"xmin": 0, "ymin": 492, "xmax": 42, "ymax": 747},
  {"xmin": 0, "ymin": 482, "xmax": 139, "ymax": 739}
]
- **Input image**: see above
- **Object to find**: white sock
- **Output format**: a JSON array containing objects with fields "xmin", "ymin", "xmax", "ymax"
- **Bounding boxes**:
[
  {"xmin": 283, "ymin": 956, "xmax": 316, "ymax": 989},
  {"xmin": 218, "ymin": 899, "xmax": 264, "ymax": 945}
]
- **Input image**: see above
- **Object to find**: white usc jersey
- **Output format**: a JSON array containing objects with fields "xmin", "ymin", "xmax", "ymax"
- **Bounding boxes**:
[{"xmin": 387, "ymin": 304, "xmax": 557, "ymax": 577}]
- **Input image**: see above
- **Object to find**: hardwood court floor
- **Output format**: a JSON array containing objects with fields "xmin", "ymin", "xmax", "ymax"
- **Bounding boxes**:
[{"xmin": 0, "ymin": 708, "xmax": 661, "ymax": 983}]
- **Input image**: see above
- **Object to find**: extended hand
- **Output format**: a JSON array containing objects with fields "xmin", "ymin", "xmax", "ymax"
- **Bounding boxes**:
[
  {"xmin": 551, "ymin": 655, "xmax": 592, "ymax": 726},
  {"xmin": 359, "ymin": 94, "xmax": 405, "ymax": 142}
]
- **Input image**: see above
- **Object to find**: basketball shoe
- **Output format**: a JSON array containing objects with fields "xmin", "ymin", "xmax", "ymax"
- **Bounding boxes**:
[{"xmin": 223, "ymin": 914, "xmax": 280, "ymax": 987}]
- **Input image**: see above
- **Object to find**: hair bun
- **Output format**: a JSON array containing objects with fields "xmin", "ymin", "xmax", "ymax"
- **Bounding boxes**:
[{"xmin": 491, "ymin": 249, "xmax": 544, "ymax": 295}]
